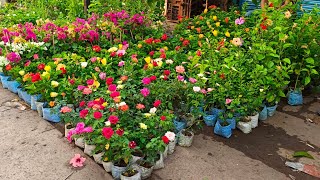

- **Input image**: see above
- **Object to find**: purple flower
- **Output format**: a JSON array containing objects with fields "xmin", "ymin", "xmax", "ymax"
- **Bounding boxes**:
[
  {"xmin": 140, "ymin": 87, "xmax": 150, "ymax": 97},
  {"xmin": 6, "ymin": 52, "xmax": 21, "ymax": 63},
  {"xmin": 235, "ymin": 17, "xmax": 245, "ymax": 25}
]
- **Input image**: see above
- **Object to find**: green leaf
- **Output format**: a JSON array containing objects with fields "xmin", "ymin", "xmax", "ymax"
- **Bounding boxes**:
[
  {"xmin": 293, "ymin": 151, "xmax": 314, "ymax": 159},
  {"xmin": 283, "ymin": 43, "xmax": 293, "ymax": 49},
  {"xmin": 311, "ymin": 69, "xmax": 318, "ymax": 75},
  {"xmin": 304, "ymin": 76, "xmax": 311, "ymax": 85},
  {"xmin": 305, "ymin": 58, "xmax": 314, "ymax": 65},
  {"xmin": 283, "ymin": 58, "xmax": 291, "ymax": 64}
]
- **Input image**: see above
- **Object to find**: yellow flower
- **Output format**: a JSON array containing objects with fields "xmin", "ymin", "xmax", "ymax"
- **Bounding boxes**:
[
  {"xmin": 191, "ymin": 26, "xmax": 195, "ymax": 29},
  {"xmin": 117, "ymin": 85, "xmax": 124, "ymax": 89},
  {"xmin": 139, "ymin": 123, "xmax": 148, "ymax": 129},
  {"xmin": 199, "ymin": 34, "xmax": 204, "ymax": 39},
  {"xmin": 204, "ymin": 8, "xmax": 208, "ymax": 14},
  {"xmin": 102, "ymin": 102, "xmax": 108, "ymax": 107},
  {"xmin": 105, "ymin": 144, "xmax": 110, "ymax": 150},
  {"xmin": 107, "ymin": 47, "xmax": 118, "ymax": 52},
  {"xmin": 144, "ymin": 113, "xmax": 152, "ymax": 118},
  {"xmin": 93, "ymin": 80, "xmax": 100, "ymax": 89},
  {"xmin": 19, "ymin": 70, "xmax": 25, "ymax": 76},
  {"xmin": 148, "ymin": 63, "xmax": 153, "ymax": 69},
  {"xmin": 117, "ymin": 80, "xmax": 123, "ymax": 85},
  {"xmin": 285, "ymin": 11, "xmax": 291, "ymax": 19},
  {"xmin": 225, "ymin": 31, "xmax": 230, "ymax": 37},
  {"xmin": 44, "ymin": 65, "xmax": 51, "ymax": 72},
  {"xmin": 216, "ymin": 22, "xmax": 220, "ymax": 27},
  {"xmin": 213, "ymin": 16, "xmax": 218, "ymax": 21},
  {"xmin": 137, "ymin": 44, "xmax": 142, "ymax": 48},
  {"xmin": 144, "ymin": 57, "xmax": 151, "ymax": 64},
  {"xmin": 164, "ymin": 46, "xmax": 168, "ymax": 51},
  {"xmin": 101, "ymin": 58, "xmax": 107, "ymax": 65},
  {"xmin": 158, "ymin": 61, "xmax": 163, "ymax": 67},
  {"xmin": 213, "ymin": 30, "xmax": 218, "ymax": 37},
  {"xmin": 104, "ymin": 157, "xmax": 109, "ymax": 162},
  {"xmin": 118, "ymin": 44, "xmax": 123, "ymax": 50},
  {"xmin": 51, "ymin": 81, "xmax": 59, "ymax": 88},
  {"xmin": 50, "ymin": 92, "xmax": 58, "ymax": 98},
  {"xmin": 56, "ymin": 63, "xmax": 66, "ymax": 71}
]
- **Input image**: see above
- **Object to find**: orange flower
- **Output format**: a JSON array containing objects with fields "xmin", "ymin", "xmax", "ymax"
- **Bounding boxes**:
[
  {"xmin": 113, "ymin": 97, "xmax": 121, "ymax": 103},
  {"xmin": 49, "ymin": 101, "xmax": 55, "ymax": 107},
  {"xmin": 120, "ymin": 76, "xmax": 128, "ymax": 82},
  {"xmin": 119, "ymin": 104, "xmax": 129, "ymax": 112},
  {"xmin": 196, "ymin": 28, "xmax": 201, "ymax": 33},
  {"xmin": 61, "ymin": 92, "xmax": 66, "ymax": 97},
  {"xmin": 245, "ymin": 28, "xmax": 250, "ymax": 32}
]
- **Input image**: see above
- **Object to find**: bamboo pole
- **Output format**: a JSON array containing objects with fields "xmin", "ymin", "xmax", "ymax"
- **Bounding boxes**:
[{"xmin": 206, "ymin": 0, "xmax": 208, "ymax": 9}]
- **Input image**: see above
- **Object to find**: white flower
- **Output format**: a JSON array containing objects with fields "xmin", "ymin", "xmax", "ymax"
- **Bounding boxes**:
[
  {"xmin": 160, "ymin": 75, "xmax": 164, "ymax": 79},
  {"xmin": 119, "ymin": 102, "xmax": 126, "ymax": 107},
  {"xmin": 149, "ymin": 107, "xmax": 157, "ymax": 114},
  {"xmin": 207, "ymin": 88, "xmax": 213, "ymax": 92},
  {"xmin": 80, "ymin": 62, "xmax": 88, "ymax": 68},
  {"xmin": 117, "ymin": 85, "xmax": 124, "ymax": 89},
  {"xmin": 197, "ymin": 73, "xmax": 204, "ymax": 77},
  {"xmin": 259, "ymin": 89, "xmax": 264, "ymax": 92},
  {"xmin": 166, "ymin": 59, "xmax": 173, "ymax": 64},
  {"xmin": 193, "ymin": 86, "xmax": 201, "ymax": 92},
  {"xmin": 165, "ymin": 131, "xmax": 176, "ymax": 142},
  {"xmin": 105, "ymin": 121, "xmax": 111, "ymax": 127}
]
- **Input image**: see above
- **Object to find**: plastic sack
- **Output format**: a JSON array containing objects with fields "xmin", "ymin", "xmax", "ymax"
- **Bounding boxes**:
[
  {"xmin": 0, "ymin": 75, "xmax": 10, "ymax": 88},
  {"xmin": 237, "ymin": 121, "xmax": 252, "ymax": 134},
  {"xmin": 42, "ymin": 107, "xmax": 61, "ymax": 122},
  {"xmin": 259, "ymin": 106, "xmax": 268, "ymax": 121},
  {"xmin": 267, "ymin": 104, "xmax": 278, "ymax": 117},
  {"xmin": 288, "ymin": 90, "xmax": 303, "ymax": 106},
  {"xmin": 21, "ymin": 90, "xmax": 32, "ymax": 105},
  {"xmin": 227, "ymin": 118, "xmax": 236, "ymax": 130},
  {"xmin": 31, "ymin": 95, "xmax": 42, "ymax": 110},
  {"xmin": 7, "ymin": 80, "xmax": 20, "ymax": 93},
  {"xmin": 203, "ymin": 112, "xmax": 218, "ymax": 126},
  {"xmin": 213, "ymin": 120, "xmax": 232, "ymax": 138},
  {"xmin": 174, "ymin": 118, "xmax": 187, "ymax": 132}
]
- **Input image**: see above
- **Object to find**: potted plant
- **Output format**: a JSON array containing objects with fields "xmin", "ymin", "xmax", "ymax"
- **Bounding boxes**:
[
  {"xmin": 178, "ymin": 129, "xmax": 194, "ymax": 147},
  {"xmin": 237, "ymin": 117, "xmax": 252, "ymax": 134},
  {"xmin": 121, "ymin": 167, "xmax": 141, "ymax": 180},
  {"xmin": 214, "ymin": 112, "xmax": 233, "ymax": 139}
]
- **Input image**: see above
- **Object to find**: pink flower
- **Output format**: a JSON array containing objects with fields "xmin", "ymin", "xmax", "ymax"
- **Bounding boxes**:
[
  {"xmin": 226, "ymin": 98, "xmax": 233, "ymax": 104},
  {"xmin": 83, "ymin": 127, "xmax": 93, "ymax": 133},
  {"xmin": 175, "ymin": 66, "xmax": 185, "ymax": 74},
  {"xmin": 102, "ymin": 127, "xmax": 114, "ymax": 139},
  {"xmin": 70, "ymin": 154, "xmax": 86, "ymax": 167},
  {"xmin": 116, "ymin": 49, "xmax": 126, "ymax": 55},
  {"xmin": 83, "ymin": 88, "xmax": 92, "ymax": 95},
  {"xmin": 60, "ymin": 106, "xmax": 72, "ymax": 113},
  {"xmin": 177, "ymin": 75, "xmax": 184, "ymax": 81},
  {"xmin": 140, "ymin": 88, "xmax": 150, "ymax": 97},
  {"xmin": 108, "ymin": 115, "xmax": 119, "ymax": 124},
  {"xmin": 24, "ymin": 60, "xmax": 31, "ymax": 67},
  {"xmin": 79, "ymin": 109, "xmax": 89, "ymax": 118},
  {"xmin": 90, "ymin": 57, "xmax": 97, "ymax": 63},
  {"xmin": 142, "ymin": 77, "xmax": 151, "ymax": 85},
  {"xmin": 189, "ymin": 77, "xmax": 197, "ymax": 84},
  {"xmin": 110, "ymin": 91, "xmax": 120, "ymax": 98},
  {"xmin": 136, "ymin": 103, "xmax": 145, "ymax": 110},
  {"xmin": 33, "ymin": 54, "xmax": 39, "ymax": 59},
  {"xmin": 93, "ymin": 111, "xmax": 103, "ymax": 119},
  {"xmin": 67, "ymin": 129, "xmax": 76, "ymax": 142},
  {"xmin": 108, "ymin": 84, "xmax": 117, "ymax": 92},
  {"xmin": 99, "ymin": 72, "xmax": 106, "ymax": 80},
  {"xmin": 200, "ymin": 89, "xmax": 207, "ymax": 94},
  {"xmin": 207, "ymin": 88, "xmax": 213, "ymax": 92},
  {"xmin": 118, "ymin": 61, "xmax": 125, "ymax": 67},
  {"xmin": 87, "ymin": 79, "xmax": 94, "ymax": 85},
  {"xmin": 235, "ymin": 17, "xmax": 245, "ymax": 25}
]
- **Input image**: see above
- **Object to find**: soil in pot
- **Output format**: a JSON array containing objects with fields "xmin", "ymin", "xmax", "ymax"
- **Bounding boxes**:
[
  {"xmin": 114, "ymin": 159, "xmax": 128, "ymax": 168},
  {"xmin": 122, "ymin": 169, "xmax": 139, "ymax": 177}
]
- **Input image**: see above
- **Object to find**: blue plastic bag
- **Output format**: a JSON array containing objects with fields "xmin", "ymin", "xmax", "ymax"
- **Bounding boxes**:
[
  {"xmin": 267, "ymin": 104, "xmax": 278, "ymax": 117},
  {"xmin": 7, "ymin": 80, "xmax": 20, "ymax": 93},
  {"xmin": 31, "ymin": 94, "xmax": 42, "ymax": 110},
  {"xmin": 259, "ymin": 106, "xmax": 268, "ymax": 121},
  {"xmin": 226, "ymin": 117, "xmax": 236, "ymax": 129},
  {"xmin": 214, "ymin": 120, "xmax": 232, "ymax": 138},
  {"xmin": 42, "ymin": 107, "xmax": 61, "ymax": 123},
  {"xmin": 203, "ymin": 112, "xmax": 218, "ymax": 126},
  {"xmin": 212, "ymin": 108, "xmax": 224, "ymax": 117},
  {"xmin": 0, "ymin": 75, "xmax": 10, "ymax": 89},
  {"xmin": 21, "ymin": 90, "xmax": 32, "ymax": 105},
  {"xmin": 174, "ymin": 118, "xmax": 187, "ymax": 132},
  {"xmin": 288, "ymin": 90, "xmax": 303, "ymax": 106}
]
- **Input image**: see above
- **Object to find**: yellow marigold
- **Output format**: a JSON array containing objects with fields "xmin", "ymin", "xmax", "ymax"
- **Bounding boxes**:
[{"xmin": 44, "ymin": 65, "xmax": 51, "ymax": 72}]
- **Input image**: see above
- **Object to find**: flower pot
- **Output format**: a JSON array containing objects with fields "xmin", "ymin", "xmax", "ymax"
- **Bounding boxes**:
[
  {"xmin": 288, "ymin": 90, "xmax": 303, "ymax": 106},
  {"xmin": 173, "ymin": 118, "xmax": 187, "ymax": 132},
  {"xmin": 0, "ymin": 75, "xmax": 10, "ymax": 88},
  {"xmin": 267, "ymin": 104, "xmax": 278, "ymax": 117},
  {"xmin": 226, "ymin": 117, "xmax": 236, "ymax": 130},
  {"xmin": 212, "ymin": 108, "xmax": 224, "ymax": 116},
  {"xmin": 20, "ymin": 90, "xmax": 31, "ymax": 105},
  {"xmin": 75, "ymin": 137, "xmax": 85, "ymax": 148},
  {"xmin": 42, "ymin": 107, "xmax": 61, "ymax": 122},
  {"xmin": 154, "ymin": 154, "xmax": 164, "ymax": 170},
  {"xmin": 102, "ymin": 161, "xmax": 113, "ymax": 173},
  {"xmin": 183, "ymin": 114, "xmax": 196, "ymax": 127},
  {"xmin": 163, "ymin": 145, "xmax": 168, "ymax": 159},
  {"xmin": 7, "ymin": 80, "xmax": 20, "ymax": 93},
  {"xmin": 178, "ymin": 129, "xmax": 194, "ymax": 147},
  {"xmin": 64, "ymin": 124, "xmax": 74, "ymax": 138},
  {"xmin": 168, "ymin": 138, "xmax": 177, "ymax": 154},
  {"xmin": 137, "ymin": 164, "xmax": 154, "ymax": 180},
  {"xmin": 35, "ymin": 101, "xmax": 44, "ymax": 117},
  {"xmin": 93, "ymin": 152, "xmax": 104, "ymax": 164},
  {"xmin": 120, "ymin": 171, "xmax": 141, "ymax": 180},
  {"xmin": 84, "ymin": 143, "xmax": 96, "ymax": 156},
  {"xmin": 112, "ymin": 164, "xmax": 127, "ymax": 180},
  {"xmin": 17, "ymin": 88, "xmax": 23, "ymax": 98},
  {"xmin": 259, "ymin": 106, "xmax": 268, "ymax": 121},
  {"xmin": 249, "ymin": 113, "xmax": 259, "ymax": 128},
  {"xmin": 31, "ymin": 95, "xmax": 42, "ymax": 110},
  {"xmin": 203, "ymin": 111, "xmax": 218, "ymax": 126},
  {"xmin": 213, "ymin": 120, "xmax": 232, "ymax": 138},
  {"xmin": 237, "ymin": 121, "xmax": 252, "ymax": 134}
]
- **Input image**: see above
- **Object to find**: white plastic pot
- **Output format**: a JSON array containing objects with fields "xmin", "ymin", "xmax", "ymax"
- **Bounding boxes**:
[
  {"xmin": 237, "ymin": 121, "xmax": 252, "ymax": 134},
  {"xmin": 84, "ymin": 143, "xmax": 96, "ymax": 156}
]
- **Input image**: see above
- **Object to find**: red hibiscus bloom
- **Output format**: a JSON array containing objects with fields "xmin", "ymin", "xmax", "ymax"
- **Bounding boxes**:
[
  {"xmin": 116, "ymin": 129, "xmax": 124, "ymax": 136},
  {"xmin": 37, "ymin": 63, "xmax": 45, "ymax": 70},
  {"xmin": 79, "ymin": 109, "xmax": 89, "ymax": 118},
  {"xmin": 160, "ymin": 116, "xmax": 166, "ymax": 121},
  {"xmin": 106, "ymin": 77, "xmax": 114, "ymax": 85},
  {"xmin": 153, "ymin": 100, "xmax": 161, "ymax": 107},
  {"xmin": 92, "ymin": 45, "xmax": 101, "ymax": 53},
  {"xmin": 129, "ymin": 141, "xmax": 137, "ymax": 149},
  {"xmin": 108, "ymin": 115, "xmax": 119, "ymax": 124},
  {"xmin": 162, "ymin": 136, "xmax": 169, "ymax": 144},
  {"xmin": 102, "ymin": 127, "xmax": 114, "ymax": 139},
  {"xmin": 93, "ymin": 111, "xmax": 102, "ymax": 119}
]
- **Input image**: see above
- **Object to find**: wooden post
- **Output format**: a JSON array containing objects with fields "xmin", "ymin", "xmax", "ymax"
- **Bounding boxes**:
[
  {"xmin": 84, "ymin": 0, "xmax": 90, "ymax": 16},
  {"xmin": 206, "ymin": 0, "xmax": 208, "ymax": 9}
]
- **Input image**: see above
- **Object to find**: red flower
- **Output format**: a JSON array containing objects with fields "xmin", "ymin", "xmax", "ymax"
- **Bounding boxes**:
[
  {"xmin": 162, "ymin": 136, "xmax": 170, "ymax": 144},
  {"xmin": 37, "ymin": 63, "xmax": 45, "ymax": 70},
  {"xmin": 108, "ymin": 115, "xmax": 119, "ymax": 124},
  {"xmin": 92, "ymin": 45, "xmax": 101, "ymax": 53},
  {"xmin": 119, "ymin": 104, "xmax": 129, "ymax": 112},
  {"xmin": 79, "ymin": 101, "xmax": 86, "ymax": 107},
  {"xmin": 31, "ymin": 73, "xmax": 41, "ymax": 82},
  {"xmin": 209, "ymin": 5, "xmax": 217, "ymax": 9},
  {"xmin": 149, "ymin": 51, "xmax": 155, "ymax": 56},
  {"xmin": 106, "ymin": 77, "xmax": 114, "ymax": 85},
  {"xmin": 145, "ymin": 38, "xmax": 153, "ymax": 44},
  {"xmin": 152, "ymin": 61, "xmax": 158, "ymax": 67},
  {"xmin": 108, "ymin": 84, "xmax": 117, "ymax": 92},
  {"xmin": 69, "ymin": 78, "xmax": 75, "ymax": 85},
  {"xmin": 160, "ymin": 116, "xmax": 166, "ymax": 121},
  {"xmin": 175, "ymin": 46, "xmax": 181, "ymax": 51},
  {"xmin": 196, "ymin": 50, "xmax": 201, "ymax": 56},
  {"xmin": 87, "ymin": 79, "xmax": 94, "ymax": 85},
  {"xmin": 116, "ymin": 129, "xmax": 124, "ymax": 136},
  {"xmin": 269, "ymin": 3, "xmax": 273, "ymax": 7},
  {"xmin": 154, "ymin": 39, "xmax": 161, "ymax": 43},
  {"xmin": 110, "ymin": 52, "xmax": 116, "ymax": 57},
  {"xmin": 93, "ymin": 111, "xmax": 102, "ymax": 119},
  {"xmin": 150, "ymin": 75, "xmax": 157, "ymax": 81},
  {"xmin": 24, "ymin": 60, "xmax": 31, "ymax": 67},
  {"xmin": 5, "ymin": 64, "xmax": 12, "ymax": 71},
  {"xmin": 102, "ymin": 127, "xmax": 114, "ymax": 139},
  {"xmin": 129, "ymin": 141, "xmax": 136, "ymax": 149},
  {"xmin": 33, "ymin": 54, "xmax": 39, "ymax": 59},
  {"xmin": 182, "ymin": 40, "xmax": 190, "ymax": 47},
  {"xmin": 163, "ymin": 75, "xmax": 168, "ymax": 80},
  {"xmin": 161, "ymin": 34, "xmax": 168, "ymax": 41},
  {"xmin": 225, "ymin": 17, "xmax": 229, "ymax": 24},
  {"xmin": 163, "ymin": 70, "xmax": 170, "ymax": 76},
  {"xmin": 60, "ymin": 67, "xmax": 67, "ymax": 74},
  {"xmin": 79, "ymin": 109, "xmax": 89, "ymax": 118},
  {"xmin": 220, "ymin": 73, "xmax": 226, "ymax": 80},
  {"xmin": 153, "ymin": 100, "xmax": 161, "ymax": 107},
  {"xmin": 110, "ymin": 91, "xmax": 120, "ymax": 98},
  {"xmin": 160, "ymin": 53, "xmax": 166, "ymax": 59},
  {"xmin": 109, "ymin": 107, "xmax": 115, "ymax": 112},
  {"xmin": 260, "ymin": 23, "xmax": 267, "ymax": 30}
]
